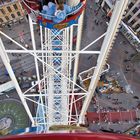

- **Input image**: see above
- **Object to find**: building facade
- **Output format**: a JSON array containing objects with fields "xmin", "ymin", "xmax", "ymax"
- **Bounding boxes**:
[
  {"xmin": 99, "ymin": 0, "xmax": 140, "ymax": 50},
  {"xmin": 124, "ymin": 0, "xmax": 140, "ymax": 36},
  {"xmin": 0, "ymin": 0, "xmax": 26, "ymax": 26}
]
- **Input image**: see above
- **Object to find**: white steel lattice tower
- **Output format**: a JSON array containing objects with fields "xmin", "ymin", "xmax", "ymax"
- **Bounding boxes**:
[
  {"xmin": 26, "ymin": 10, "xmax": 85, "ymax": 129},
  {"xmin": 0, "ymin": 0, "xmax": 129, "ymax": 131}
]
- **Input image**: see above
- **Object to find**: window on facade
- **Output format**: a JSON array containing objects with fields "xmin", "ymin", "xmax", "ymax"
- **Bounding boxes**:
[
  {"xmin": 130, "ymin": 19, "xmax": 136, "ymax": 25},
  {"xmin": 137, "ymin": 13, "xmax": 140, "ymax": 19},
  {"xmin": 11, "ymin": 14, "xmax": 15, "ymax": 18},
  {"xmin": 5, "ymin": 16, "xmax": 9, "ymax": 21},
  {"xmin": 0, "ymin": 18, "xmax": 3, "ymax": 23},
  {"xmin": 13, "ymin": 4, "xmax": 18, "ymax": 10},
  {"xmin": 17, "ymin": 11, "xmax": 21, "ymax": 16},
  {"xmin": 0, "ymin": 9, "xmax": 5, "ymax": 14},
  {"xmin": 7, "ymin": 6, "xmax": 12, "ymax": 12},
  {"xmin": 128, "ymin": 2, "xmax": 134, "ymax": 9},
  {"xmin": 135, "ymin": 24, "xmax": 140, "ymax": 30},
  {"xmin": 126, "ymin": 15, "xmax": 132, "ymax": 22},
  {"xmin": 132, "ymin": 7, "xmax": 139, "ymax": 14}
]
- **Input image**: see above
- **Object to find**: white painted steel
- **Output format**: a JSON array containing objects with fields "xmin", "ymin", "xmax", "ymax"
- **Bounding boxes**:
[
  {"xmin": 78, "ymin": 0, "xmax": 129, "ymax": 124},
  {"xmin": 0, "ymin": 0, "xmax": 129, "ymax": 131},
  {"xmin": 0, "ymin": 81, "xmax": 15, "ymax": 93},
  {"xmin": 29, "ymin": 16, "xmax": 46, "ymax": 128},
  {"xmin": 0, "ymin": 38, "xmax": 35, "ymax": 125},
  {"xmin": 0, "ymin": 31, "xmax": 88, "ymax": 94},
  {"xmin": 0, "ymin": 3, "xmax": 87, "ymax": 129},
  {"xmin": 5, "ymin": 50, "xmax": 101, "ymax": 54},
  {"xmin": 69, "ymin": 11, "xmax": 85, "ymax": 123}
]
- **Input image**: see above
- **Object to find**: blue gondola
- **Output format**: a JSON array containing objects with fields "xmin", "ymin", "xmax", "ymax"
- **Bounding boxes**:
[{"xmin": 21, "ymin": 0, "xmax": 86, "ymax": 29}]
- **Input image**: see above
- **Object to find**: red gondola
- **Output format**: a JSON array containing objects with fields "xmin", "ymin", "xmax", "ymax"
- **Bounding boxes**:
[{"xmin": 1, "ymin": 132, "xmax": 137, "ymax": 140}]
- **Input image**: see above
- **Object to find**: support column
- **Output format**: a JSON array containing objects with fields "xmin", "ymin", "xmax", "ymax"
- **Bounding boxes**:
[
  {"xmin": 0, "ymin": 38, "xmax": 35, "ymax": 125},
  {"xmin": 78, "ymin": 0, "xmax": 129, "ymax": 124},
  {"xmin": 29, "ymin": 15, "xmax": 41, "ymax": 87},
  {"xmin": 69, "ymin": 10, "xmax": 84, "ymax": 122},
  {"xmin": 29, "ymin": 15, "xmax": 46, "ymax": 127},
  {"xmin": 73, "ymin": 11, "xmax": 84, "ymax": 91}
]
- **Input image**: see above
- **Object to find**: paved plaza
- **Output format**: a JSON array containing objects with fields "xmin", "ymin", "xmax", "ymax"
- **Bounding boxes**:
[
  {"xmin": 79, "ymin": 0, "xmax": 140, "ymax": 133},
  {"xmin": 0, "ymin": 0, "xmax": 140, "ymax": 136}
]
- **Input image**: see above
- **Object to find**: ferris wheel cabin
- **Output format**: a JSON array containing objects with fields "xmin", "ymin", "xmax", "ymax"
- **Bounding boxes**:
[{"xmin": 21, "ymin": 0, "xmax": 86, "ymax": 29}]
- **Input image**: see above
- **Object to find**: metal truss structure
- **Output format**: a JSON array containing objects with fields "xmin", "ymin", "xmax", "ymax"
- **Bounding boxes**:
[{"xmin": 0, "ymin": 0, "xmax": 129, "ymax": 131}]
